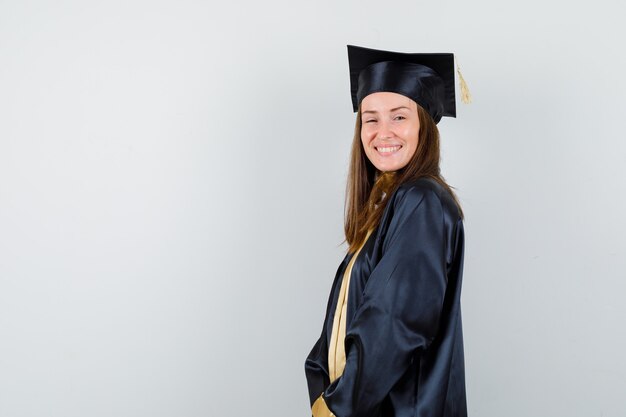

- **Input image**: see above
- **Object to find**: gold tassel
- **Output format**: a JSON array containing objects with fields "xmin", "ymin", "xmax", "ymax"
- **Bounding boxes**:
[{"xmin": 456, "ymin": 62, "xmax": 472, "ymax": 104}]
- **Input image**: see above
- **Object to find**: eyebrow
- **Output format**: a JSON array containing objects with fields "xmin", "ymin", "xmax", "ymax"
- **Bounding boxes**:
[{"xmin": 361, "ymin": 106, "xmax": 411, "ymax": 114}]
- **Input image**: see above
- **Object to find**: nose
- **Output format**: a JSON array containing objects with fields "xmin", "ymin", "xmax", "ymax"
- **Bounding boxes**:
[{"xmin": 376, "ymin": 119, "xmax": 393, "ymax": 141}]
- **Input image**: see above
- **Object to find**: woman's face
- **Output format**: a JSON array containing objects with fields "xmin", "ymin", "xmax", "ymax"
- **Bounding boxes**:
[{"xmin": 360, "ymin": 92, "xmax": 420, "ymax": 172}]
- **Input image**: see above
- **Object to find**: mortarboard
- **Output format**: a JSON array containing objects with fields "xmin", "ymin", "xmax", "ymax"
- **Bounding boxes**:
[{"xmin": 347, "ymin": 45, "xmax": 469, "ymax": 124}]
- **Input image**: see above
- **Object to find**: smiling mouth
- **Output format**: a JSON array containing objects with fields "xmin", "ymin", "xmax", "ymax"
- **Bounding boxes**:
[{"xmin": 375, "ymin": 145, "xmax": 402, "ymax": 154}]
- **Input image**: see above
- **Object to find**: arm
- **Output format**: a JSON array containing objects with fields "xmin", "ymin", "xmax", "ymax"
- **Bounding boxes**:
[{"xmin": 320, "ymin": 185, "xmax": 451, "ymax": 417}]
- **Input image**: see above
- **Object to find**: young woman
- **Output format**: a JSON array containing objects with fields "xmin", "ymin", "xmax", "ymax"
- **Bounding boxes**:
[{"xmin": 304, "ymin": 45, "xmax": 468, "ymax": 417}]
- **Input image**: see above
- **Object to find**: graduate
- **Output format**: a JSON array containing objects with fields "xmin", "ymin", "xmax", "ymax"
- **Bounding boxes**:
[{"xmin": 304, "ymin": 45, "xmax": 470, "ymax": 417}]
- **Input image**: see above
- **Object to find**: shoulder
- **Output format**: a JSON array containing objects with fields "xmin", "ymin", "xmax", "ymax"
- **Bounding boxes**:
[{"xmin": 391, "ymin": 177, "xmax": 462, "ymax": 222}]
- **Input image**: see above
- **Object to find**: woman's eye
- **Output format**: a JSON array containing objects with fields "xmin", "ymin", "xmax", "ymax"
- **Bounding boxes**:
[
  {"xmin": 394, "ymin": 115, "xmax": 406, "ymax": 121},
  {"xmin": 364, "ymin": 119, "xmax": 377, "ymax": 123}
]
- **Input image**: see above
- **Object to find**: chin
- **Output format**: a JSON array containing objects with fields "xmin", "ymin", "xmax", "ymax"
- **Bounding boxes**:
[{"xmin": 373, "ymin": 161, "xmax": 407, "ymax": 172}]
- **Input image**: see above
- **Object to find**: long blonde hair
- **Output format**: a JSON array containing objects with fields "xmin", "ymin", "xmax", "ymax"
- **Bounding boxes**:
[{"xmin": 344, "ymin": 105, "xmax": 464, "ymax": 253}]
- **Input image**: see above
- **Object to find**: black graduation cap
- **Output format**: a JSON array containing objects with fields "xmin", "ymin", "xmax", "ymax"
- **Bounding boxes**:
[{"xmin": 347, "ymin": 45, "xmax": 458, "ymax": 124}]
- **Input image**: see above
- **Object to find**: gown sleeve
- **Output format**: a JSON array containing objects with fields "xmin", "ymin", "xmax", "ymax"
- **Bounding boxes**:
[{"xmin": 320, "ymin": 184, "xmax": 455, "ymax": 417}]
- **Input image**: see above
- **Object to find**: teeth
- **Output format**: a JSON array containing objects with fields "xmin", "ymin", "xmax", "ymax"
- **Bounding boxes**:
[{"xmin": 377, "ymin": 145, "xmax": 401, "ymax": 153}]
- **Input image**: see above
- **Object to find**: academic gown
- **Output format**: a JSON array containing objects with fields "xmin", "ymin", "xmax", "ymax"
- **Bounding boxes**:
[{"xmin": 304, "ymin": 177, "xmax": 467, "ymax": 417}]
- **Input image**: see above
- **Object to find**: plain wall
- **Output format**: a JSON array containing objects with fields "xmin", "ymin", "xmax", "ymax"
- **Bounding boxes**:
[{"xmin": 1, "ymin": 0, "xmax": 625, "ymax": 416}]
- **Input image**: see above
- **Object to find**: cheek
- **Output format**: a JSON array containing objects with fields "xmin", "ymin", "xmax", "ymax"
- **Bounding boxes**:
[
  {"xmin": 360, "ymin": 128, "xmax": 374, "ymax": 146},
  {"xmin": 404, "ymin": 129, "xmax": 419, "ymax": 155},
  {"xmin": 360, "ymin": 134, "xmax": 369, "ymax": 154},
  {"xmin": 401, "ymin": 127, "xmax": 417, "ymax": 142},
  {"xmin": 409, "ymin": 125, "xmax": 420, "ymax": 147},
  {"xmin": 410, "ymin": 132, "xmax": 420, "ymax": 148}
]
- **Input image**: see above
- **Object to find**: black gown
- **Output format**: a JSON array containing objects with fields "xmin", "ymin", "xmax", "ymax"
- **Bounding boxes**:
[{"xmin": 304, "ymin": 177, "xmax": 467, "ymax": 417}]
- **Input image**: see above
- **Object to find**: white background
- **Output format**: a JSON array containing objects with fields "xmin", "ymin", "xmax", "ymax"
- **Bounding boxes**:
[{"xmin": 1, "ymin": 1, "xmax": 625, "ymax": 416}]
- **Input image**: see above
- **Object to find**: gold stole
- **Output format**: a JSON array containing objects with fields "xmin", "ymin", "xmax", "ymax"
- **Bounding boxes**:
[{"xmin": 312, "ymin": 229, "xmax": 372, "ymax": 417}]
